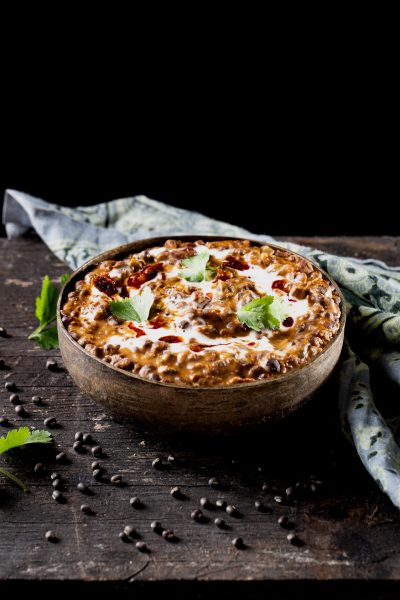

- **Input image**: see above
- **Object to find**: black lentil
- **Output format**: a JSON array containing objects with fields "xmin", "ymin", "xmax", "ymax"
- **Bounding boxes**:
[
  {"xmin": 9, "ymin": 393, "xmax": 20, "ymax": 405},
  {"xmin": 80, "ymin": 504, "xmax": 92, "ymax": 514},
  {"xmin": 130, "ymin": 496, "xmax": 142, "ymax": 508},
  {"xmin": 91, "ymin": 461, "xmax": 100, "ymax": 471},
  {"xmin": 200, "ymin": 497, "xmax": 212, "ymax": 509},
  {"xmin": 262, "ymin": 483, "xmax": 270, "ymax": 492},
  {"xmin": 92, "ymin": 469, "xmax": 102, "ymax": 480},
  {"xmin": 285, "ymin": 487, "xmax": 294, "ymax": 498},
  {"xmin": 50, "ymin": 472, "xmax": 60, "ymax": 480},
  {"xmin": 0, "ymin": 416, "xmax": 9, "ymax": 426},
  {"xmin": 77, "ymin": 482, "xmax": 89, "ymax": 493},
  {"xmin": 33, "ymin": 462, "xmax": 44, "ymax": 474},
  {"xmin": 15, "ymin": 405, "xmax": 26, "ymax": 416},
  {"xmin": 0, "ymin": 359, "xmax": 4, "ymax": 369},
  {"xmin": 82, "ymin": 433, "xmax": 92, "ymax": 444},
  {"xmin": 170, "ymin": 486, "xmax": 182, "ymax": 498},
  {"xmin": 150, "ymin": 521, "xmax": 162, "ymax": 533},
  {"xmin": 216, "ymin": 499, "xmax": 227, "ymax": 510},
  {"xmin": 52, "ymin": 478, "xmax": 62, "ymax": 490},
  {"xmin": 310, "ymin": 483, "xmax": 318, "ymax": 493},
  {"xmin": 45, "ymin": 530, "xmax": 58, "ymax": 543},
  {"xmin": 74, "ymin": 431, "xmax": 83, "ymax": 441},
  {"xmin": 152, "ymin": 457, "xmax": 162, "ymax": 469},
  {"xmin": 254, "ymin": 500, "xmax": 266, "ymax": 512},
  {"xmin": 5, "ymin": 382, "xmax": 16, "ymax": 391},
  {"xmin": 32, "ymin": 395, "xmax": 43, "ymax": 405},
  {"xmin": 0, "ymin": 327, "xmax": 7, "ymax": 337},
  {"xmin": 162, "ymin": 529, "xmax": 177, "ymax": 542},
  {"xmin": 232, "ymin": 536, "xmax": 245, "ymax": 549},
  {"xmin": 44, "ymin": 417, "xmax": 57, "ymax": 428},
  {"xmin": 214, "ymin": 517, "xmax": 226, "ymax": 529},
  {"xmin": 191, "ymin": 509, "xmax": 206, "ymax": 523},
  {"xmin": 91, "ymin": 445, "xmax": 102, "ymax": 457},
  {"xmin": 208, "ymin": 477, "xmax": 221, "ymax": 488},
  {"xmin": 55, "ymin": 452, "xmax": 67, "ymax": 463},
  {"xmin": 52, "ymin": 490, "xmax": 63, "ymax": 502},
  {"xmin": 73, "ymin": 440, "xmax": 83, "ymax": 452},
  {"xmin": 135, "ymin": 541, "xmax": 148, "ymax": 553},
  {"xmin": 287, "ymin": 532, "xmax": 301, "ymax": 545},
  {"xmin": 110, "ymin": 474, "xmax": 123, "ymax": 485},
  {"xmin": 167, "ymin": 454, "xmax": 175, "ymax": 464},
  {"xmin": 278, "ymin": 515, "xmax": 289, "ymax": 528},
  {"xmin": 274, "ymin": 495, "xmax": 284, "ymax": 504},
  {"xmin": 119, "ymin": 531, "xmax": 129, "ymax": 542},
  {"xmin": 124, "ymin": 525, "xmax": 138, "ymax": 537},
  {"xmin": 226, "ymin": 505, "xmax": 239, "ymax": 517},
  {"xmin": 46, "ymin": 358, "xmax": 57, "ymax": 370}
]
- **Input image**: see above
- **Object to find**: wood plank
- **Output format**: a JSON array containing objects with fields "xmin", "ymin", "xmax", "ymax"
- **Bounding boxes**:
[{"xmin": 1, "ymin": 235, "xmax": 400, "ymax": 592}]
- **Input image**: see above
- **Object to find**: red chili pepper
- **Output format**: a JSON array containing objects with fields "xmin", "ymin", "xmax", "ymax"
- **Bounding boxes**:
[
  {"xmin": 223, "ymin": 255, "xmax": 250, "ymax": 270},
  {"xmin": 148, "ymin": 316, "xmax": 166, "ymax": 329},
  {"xmin": 159, "ymin": 335, "xmax": 183, "ymax": 343},
  {"xmin": 127, "ymin": 263, "xmax": 163, "ymax": 289},
  {"xmin": 93, "ymin": 274, "xmax": 118, "ymax": 297},
  {"xmin": 215, "ymin": 269, "xmax": 231, "ymax": 282},
  {"xmin": 128, "ymin": 323, "xmax": 146, "ymax": 337},
  {"xmin": 272, "ymin": 279, "xmax": 289, "ymax": 293},
  {"xmin": 248, "ymin": 342, "xmax": 256, "ymax": 346},
  {"xmin": 282, "ymin": 317, "xmax": 294, "ymax": 327},
  {"xmin": 289, "ymin": 298, "xmax": 297, "ymax": 302}
]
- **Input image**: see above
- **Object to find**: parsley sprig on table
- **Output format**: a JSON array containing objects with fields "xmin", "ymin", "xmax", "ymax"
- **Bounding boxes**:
[
  {"xmin": 237, "ymin": 295, "xmax": 289, "ymax": 331},
  {"xmin": 0, "ymin": 427, "xmax": 52, "ymax": 492},
  {"xmin": 28, "ymin": 274, "xmax": 69, "ymax": 349},
  {"xmin": 178, "ymin": 252, "xmax": 216, "ymax": 283},
  {"xmin": 109, "ymin": 286, "xmax": 154, "ymax": 322}
]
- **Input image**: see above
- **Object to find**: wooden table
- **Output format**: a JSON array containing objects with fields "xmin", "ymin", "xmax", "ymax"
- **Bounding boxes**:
[{"xmin": 1, "ymin": 235, "xmax": 400, "ymax": 597}]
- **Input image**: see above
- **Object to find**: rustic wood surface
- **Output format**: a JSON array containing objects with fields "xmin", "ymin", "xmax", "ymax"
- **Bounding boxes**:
[{"xmin": 1, "ymin": 235, "xmax": 400, "ymax": 596}]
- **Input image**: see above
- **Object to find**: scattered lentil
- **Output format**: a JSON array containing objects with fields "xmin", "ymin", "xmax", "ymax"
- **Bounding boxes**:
[
  {"xmin": 152, "ymin": 457, "xmax": 162, "ymax": 469},
  {"xmin": 15, "ymin": 405, "xmax": 26, "ymax": 416},
  {"xmin": 278, "ymin": 515, "xmax": 289, "ymax": 528},
  {"xmin": 74, "ymin": 431, "xmax": 83, "ymax": 441},
  {"xmin": 91, "ymin": 445, "xmax": 102, "ymax": 457},
  {"xmin": 110, "ymin": 474, "xmax": 123, "ymax": 485},
  {"xmin": 73, "ymin": 440, "xmax": 83, "ymax": 452},
  {"xmin": 33, "ymin": 463, "xmax": 44, "ymax": 474},
  {"xmin": 44, "ymin": 417, "xmax": 57, "ymax": 428},
  {"xmin": 45, "ymin": 530, "xmax": 58, "ymax": 543},
  {"xmin": 82, "ymin": 433, "xmax": 92, "ymax": 444},
  {"xmin": 226, "ymin": 505, "xmax": 239, "ymax": 517},
  {"xmin": 124, "ymin": 525, "xmax": 138, "ymax": 537},
  {"xmin": 170, "ymin": 486, "xmax": 182, "ymax": 499},
  {"xmin": 150, "ymin": 521, "xmax": 162, "ymax": 533},
  {"xmin": 208, "ymin": 477, "xmax": 220, "ymax": 488},
  {"xmin": 52, "ymin": 479, "xmax": 62, "ymax": 490},
  {"xmin": 46, "ymin": 358, "xmax": 57, "ymax": 370},
  {"xmin": 216, "ymin": 499, "xmax": 227, "ymax": 510},
  {"xmin": 162, "ymin": 529, "xmax": 177, "ymax": 542},
  {"xmin": 130, "ymin": 496, "xmax": 142, "ymax": 508},
  {"xmin": 214, "ymin": 517, "xmax": 226, "ymax": 529},
  {"xmin": 191, "ymin": 509, "xmax": 206, "ymax": 523},
  {"xmin": 32, "ymin": 395, "xmax": 43, "ymax": 405},
  {"xmin": 274, "ymin": 495, "xmax": 284, "ymax": 504},
  {"xmin": 0, "ymin": 416, "xmax": 9, "ymax": 426},
  {"xmin": 232, "ymin": 537, "xmax": 245, "ymax": 549},
  {"xmin": 135, "ymin": 541, "xmax": 148, "ymax": 553},
  {"xmin": 55, "ymin": 452, "xmax": 67, "ymax": 463},
  {"xmin": 9, "ymin": 393, "xmax": 20, "ymax": 405},
  {"xmin": 52, "ymin": 490, "xmax": 63, "ymax": 502},
  {"xmin": 80, "ymin": 504, "xmax": 92, "ymax": 514},
  {"xmin": 77, "ymin": 482, "xmax": 89, "ymax": 493},
  {"xmin": 5, "ymin": 382, "xmax": 15, "ymax": 391},
  {"xmin": 92, "ymin": 469, "xmax": 102, "ymax": 480},
  {"xmin": 200, "ymin": 497, "xmax": 212, "ymax": 509},
  {"xmin": 91, "ymin": 461, "xmax": 100, "ymax": 470}
]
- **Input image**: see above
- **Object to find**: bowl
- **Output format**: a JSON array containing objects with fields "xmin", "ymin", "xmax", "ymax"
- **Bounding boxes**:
[{"xmin": 57, "ymin": 235, "xmax": 345, "ymax": 433}]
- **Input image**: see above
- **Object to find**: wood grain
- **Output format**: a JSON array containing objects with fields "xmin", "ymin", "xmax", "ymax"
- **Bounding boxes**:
[{"xmin": 1, "ymin": 235, "xmax": 400, "ymax": 595}]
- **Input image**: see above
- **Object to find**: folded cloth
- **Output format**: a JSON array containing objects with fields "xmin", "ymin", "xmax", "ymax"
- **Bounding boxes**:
[{"xmin": 3, "ymin": 189, "xmax": 400, "ymax": 508}]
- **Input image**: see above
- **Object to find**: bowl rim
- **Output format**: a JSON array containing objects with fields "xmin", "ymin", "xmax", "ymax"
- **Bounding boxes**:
[{"xmin": 57, "ymin": 235, "xmax": 346, "ymax": 391}]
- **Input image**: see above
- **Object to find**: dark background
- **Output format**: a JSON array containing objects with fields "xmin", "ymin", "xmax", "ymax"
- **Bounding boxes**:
[{"xmin": 1, "ymin": 28, "xmax": 398, "ymax": 239}]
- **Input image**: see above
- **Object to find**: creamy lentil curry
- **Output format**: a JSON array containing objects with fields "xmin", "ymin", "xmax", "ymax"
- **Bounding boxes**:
[{"xmin": 61, "ymin": 239, "xmax": 342, "ymax": 386}]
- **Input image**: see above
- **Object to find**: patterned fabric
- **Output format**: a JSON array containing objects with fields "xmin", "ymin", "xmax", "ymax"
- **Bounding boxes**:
[{"xmin": 3, "ymin": 189, "xmax": 400, "ymax": 508}]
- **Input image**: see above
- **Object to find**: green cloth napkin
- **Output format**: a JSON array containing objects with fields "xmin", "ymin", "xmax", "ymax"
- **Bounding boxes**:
[{"xmin": 3, "ymin": 189, "xmax": 400, "ymax": 507}]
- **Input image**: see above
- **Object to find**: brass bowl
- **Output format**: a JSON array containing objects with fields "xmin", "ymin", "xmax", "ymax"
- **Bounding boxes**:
[{"xmin": 57, "ymin": 236, "xmax": 345, "ymax": 433}]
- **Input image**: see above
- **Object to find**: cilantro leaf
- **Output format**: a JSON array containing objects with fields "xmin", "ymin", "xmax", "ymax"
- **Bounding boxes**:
[
  {"xmin": 0, "ymin": 427, "xmax": 52, "ymax": 492},
  {"xmin": 178, "ymin": 252, "xmax": 216, "ymax": 282},
  {"xmin": 237, "ymin": 295, "xmax": 289, "ymax": 331},
  {"xmin": 35, "ymin": 275, "xmax": 58, "ymax": 328},
  {"xmin": 30, "ymin": 326, "xmax": 59, "ymax": 349},
  {"xmin": 0, "ymin": 427, "xmax": 52, "ymax": 454},
  {"xmin": 109, "ymin": 286, "xmax": 154, "ymax": 322}
]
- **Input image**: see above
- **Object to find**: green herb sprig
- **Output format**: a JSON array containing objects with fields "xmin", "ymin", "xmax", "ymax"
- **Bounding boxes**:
[
  {"xmin": 109, "ymin": 286, "xmax": 154, "ymax": 322},
  {"xmin": 28, "ymin": 274, "xmax": 69, "ymax": 349},
  {"xmin": 237, "ymin": 295, "xmax": 289, "ymax": 331},
  {"xmin": 0, "ymin": 427, "xmax": 52, "ymax": 492}
]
